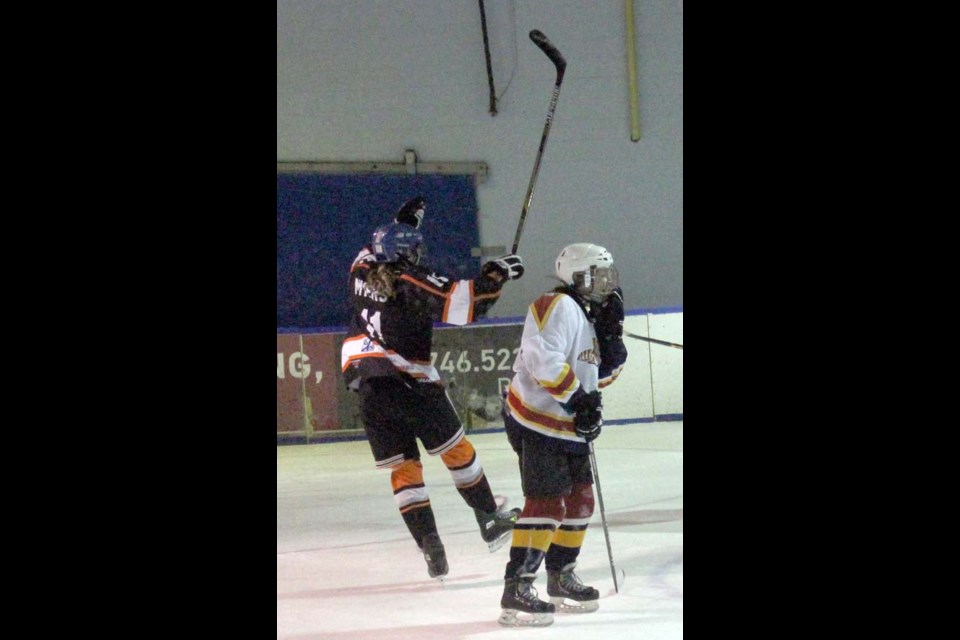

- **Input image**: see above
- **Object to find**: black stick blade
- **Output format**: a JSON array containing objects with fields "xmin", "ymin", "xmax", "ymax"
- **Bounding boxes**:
[{"xmin": 529, "ymin": 29, "xmax": 566, "ymax": 77}]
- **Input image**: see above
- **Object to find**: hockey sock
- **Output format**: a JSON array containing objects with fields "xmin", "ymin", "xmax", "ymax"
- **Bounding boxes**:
[
  {"xmin": 391, "ymin": 459, "xmax": 438, "ymax": 547},
  {"xmin": 546, "ymin": 482, "xmax": 594, "ymax": 571},
  {"xmin": 503, "ymin": 496, "xmax": 564, "ymax": 578},
  {"xmin": 441, "ymin": 439, "xmax": 497, "ymax": 513}
]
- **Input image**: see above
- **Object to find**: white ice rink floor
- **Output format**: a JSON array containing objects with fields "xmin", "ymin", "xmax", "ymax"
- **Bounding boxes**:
[{"xmin": 277, "ymin": 421, "xmax": 683, "ymax": 639}]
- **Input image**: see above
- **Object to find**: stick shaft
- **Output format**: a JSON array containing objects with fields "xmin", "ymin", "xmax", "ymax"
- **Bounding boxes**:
[
  {"xmin": 624, "ymin": 331, "xmax": 683, "ymax": 350},
  {"xmin": 512, "ymin": 82, "xmax": 561, "ymax": 253},
  {"xmin": 589, "ymin": 442, "xmax": 620, "ymax": 593}
]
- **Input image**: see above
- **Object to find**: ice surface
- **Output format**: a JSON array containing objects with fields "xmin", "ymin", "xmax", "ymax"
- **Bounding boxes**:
[{"xmin": 278, "ymin": 422, "xmax": 682, "ymax": 639}]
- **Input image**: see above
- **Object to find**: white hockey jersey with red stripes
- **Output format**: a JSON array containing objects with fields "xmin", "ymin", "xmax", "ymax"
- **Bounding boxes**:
[{"xmin": 505, "ymin": 291, "xmax": 622, "ymax": 444}]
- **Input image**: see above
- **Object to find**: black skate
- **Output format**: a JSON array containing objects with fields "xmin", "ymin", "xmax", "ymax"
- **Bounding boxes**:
[
  {"xmin": 547, "ymin": 562, "xmax": 599, "ymax": 613},
  {"xmin": 419, "ymin": 532, "xmax": 448, "ymax": 580},
  {"xmin": 476, "ymin": 497, "xmax": 521, "ymax": 552},
  {"xmin": 498, "ymin": 576, "xmax": 555, "ymax": 627}
]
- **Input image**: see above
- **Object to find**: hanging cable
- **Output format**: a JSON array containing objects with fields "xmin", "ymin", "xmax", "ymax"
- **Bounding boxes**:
[{"xmin": 478, "ymin": 0, "xmax": 497, "ymax": 115}]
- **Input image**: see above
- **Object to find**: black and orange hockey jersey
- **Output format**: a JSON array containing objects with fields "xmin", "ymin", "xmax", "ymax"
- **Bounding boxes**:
[{"xmin": 340, "ymin": 246, "xmax": 505, "ymax": 391}]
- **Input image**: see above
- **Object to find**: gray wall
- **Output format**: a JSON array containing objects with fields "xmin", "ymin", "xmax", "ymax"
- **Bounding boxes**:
[{"xmin": 277, "ymin": 0, "xmax": 682, "ymax": 318}]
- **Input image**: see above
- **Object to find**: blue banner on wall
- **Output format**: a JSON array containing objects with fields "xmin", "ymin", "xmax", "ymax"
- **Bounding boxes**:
[{"xmin": 277, "ymin": 173, "xmax": 480, "ymax": 329}]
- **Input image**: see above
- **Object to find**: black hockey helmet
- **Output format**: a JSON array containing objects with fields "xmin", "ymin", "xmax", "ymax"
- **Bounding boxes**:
[{"xmin": 371, "ymin": 222, "xmax": 425, "ymax": 265}]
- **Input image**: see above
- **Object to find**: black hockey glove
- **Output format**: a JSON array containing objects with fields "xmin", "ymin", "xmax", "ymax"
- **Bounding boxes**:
[
  {"xmin": 593, "ymin": 287, "xmax": 624, "ymax": 340},
  {"xmin": 394, "ymin": 195, "xmax": 425, "ymax": 229},
  {"xmin": 482, "ymin": 254, "xmax": 524, "ymax": 281},
  {"xmin": 562, "ymin": 388, "xmax": 603, "ymax": 443},
  {"xmin": 598, "ymin": 338, "xmax": 627, "ymax": 379},
  {"xmin": 594, "ymin": 288, "xmax": 627, "ymax": 377}
]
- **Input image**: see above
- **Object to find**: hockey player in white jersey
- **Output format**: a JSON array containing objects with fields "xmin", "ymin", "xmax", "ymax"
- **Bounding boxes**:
[{"xmin": 497, "ymin": 243, "xmax": 627, "ymax": 627}]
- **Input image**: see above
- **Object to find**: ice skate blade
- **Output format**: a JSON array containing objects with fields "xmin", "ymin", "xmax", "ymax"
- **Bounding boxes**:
[
  {"xmin": 486, "ymin": 531, "xmax": 512, "ymax": 553},
  {"xmin": 498, "ymin": 609, "xmax": 554, "ymax": 627},
  {"xmin": 549, "ymin": 596, "xmax": 599, "ymax": 613}
]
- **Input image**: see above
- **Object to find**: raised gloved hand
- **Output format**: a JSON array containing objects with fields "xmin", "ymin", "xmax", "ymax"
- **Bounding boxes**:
[
  {"xmin": 394, "ymin": 196, "xmax": 425, "ymax": 229},
  {"xmin": 562, "ymin": 387, "xmax": 603, "ymax": 443},
  {"xmin": 482, "ymin": 254, "xmax": 524, "ymax": 281},
  {"xmin": 593, "ymin": 287, "xmax": 624, "ymax": 339}
]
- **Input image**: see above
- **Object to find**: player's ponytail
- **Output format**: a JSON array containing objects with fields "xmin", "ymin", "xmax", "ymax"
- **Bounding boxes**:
[{"xmin": 367, "ymin": 263, "xmax": 399, "ymax": 299}]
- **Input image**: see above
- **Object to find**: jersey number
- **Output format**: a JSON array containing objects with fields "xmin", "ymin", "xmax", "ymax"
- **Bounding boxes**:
[{"xmin": 361, "ymin": 309, "xmax": 383, "ymax": 342}]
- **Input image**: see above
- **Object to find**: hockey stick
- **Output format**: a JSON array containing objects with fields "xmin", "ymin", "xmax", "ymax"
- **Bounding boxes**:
[
  {"xmin": 511, "ymin": 30, "xmax": 566, "ymax": 254},
  {"xmin": 589, "ymin": 441, "xmax": 621, "ymax": 594},
  {"xmin": 625, "ymin": 331, "xmax": 684, "ymax": 350}
]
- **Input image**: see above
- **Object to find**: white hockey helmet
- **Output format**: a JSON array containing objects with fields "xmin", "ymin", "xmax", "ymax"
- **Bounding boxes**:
[{"xmin": 555, "ymin": 243, "xmax": 619, "ymax": 302}]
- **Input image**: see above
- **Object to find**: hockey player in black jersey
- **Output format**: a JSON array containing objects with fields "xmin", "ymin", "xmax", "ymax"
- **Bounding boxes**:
[{"xmin": 340, "ymin": 196, "xmax": 526, "ymax": 580}]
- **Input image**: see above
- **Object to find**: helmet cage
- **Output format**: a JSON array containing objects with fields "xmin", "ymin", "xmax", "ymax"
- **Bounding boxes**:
[{"xmin": 571, "ymin": 265, "xmax": 619, "ymax": 302}]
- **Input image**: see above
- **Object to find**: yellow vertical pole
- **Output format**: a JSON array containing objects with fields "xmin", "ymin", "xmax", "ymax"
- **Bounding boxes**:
[{"xmin": 625, "ymin": 0, "xmax": 641, "ymax": 141}]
